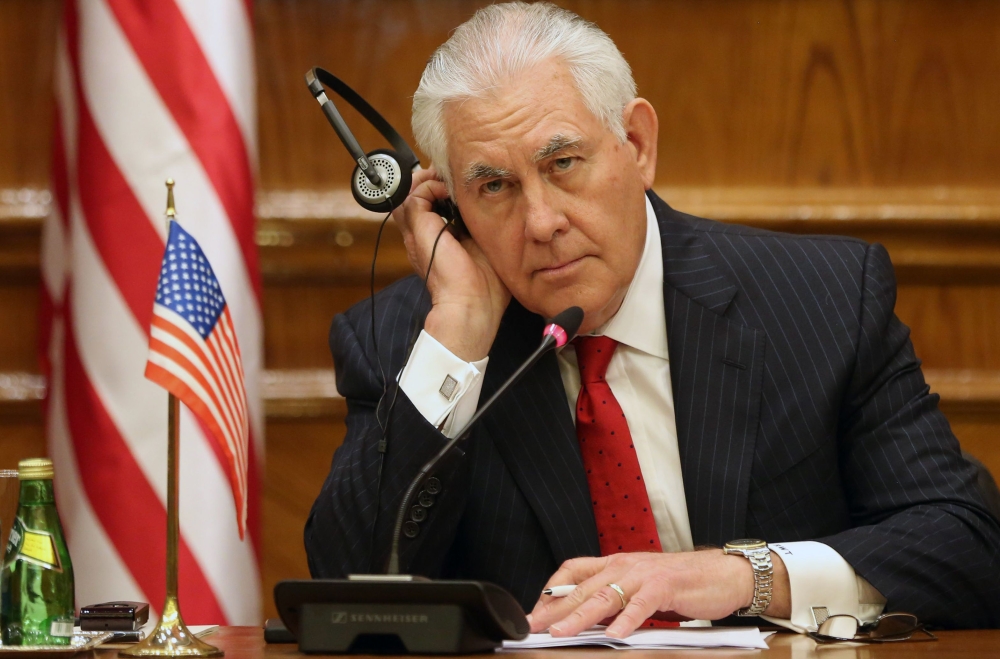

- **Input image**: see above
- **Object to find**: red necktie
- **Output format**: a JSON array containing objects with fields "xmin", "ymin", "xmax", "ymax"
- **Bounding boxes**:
[{"xmin": 574, "ymin": 336, "xmax": 678, "ymax": 627}]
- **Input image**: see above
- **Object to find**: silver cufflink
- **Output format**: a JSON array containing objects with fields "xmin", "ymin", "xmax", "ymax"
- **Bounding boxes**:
[
  {"xmin": 812, "ymin": 606, "xmax": 831, "ymax": 628},
  {"xmin": 439, "ymin": 375, "xmax": 458, "ymax": 401}
]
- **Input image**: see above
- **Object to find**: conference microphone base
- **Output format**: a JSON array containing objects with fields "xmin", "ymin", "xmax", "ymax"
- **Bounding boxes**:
[{"xmin": 273, "ymin": 577, "xmax": 529, "ymax": 654}]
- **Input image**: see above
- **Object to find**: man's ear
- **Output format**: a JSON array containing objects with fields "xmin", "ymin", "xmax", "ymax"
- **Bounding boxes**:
[{"xmin": 622, "ymin": 98, "xmax": 658, "ymax": 190}]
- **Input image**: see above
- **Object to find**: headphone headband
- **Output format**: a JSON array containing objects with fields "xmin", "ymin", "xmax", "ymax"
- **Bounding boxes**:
[{"xmin": 306, "ymin": 67, "xmax": 419, "ymax": 170}]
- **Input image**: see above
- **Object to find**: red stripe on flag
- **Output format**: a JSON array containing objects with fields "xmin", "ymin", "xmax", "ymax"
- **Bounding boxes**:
[
  {"xmin": 62, "ymin": 297, "xmax": 228, "ymax": 623},
  {"xmin": 147, "ymin": 334, "xmax": 242, "ymax": 457},
  {"xmin": 65, "ymin": 6, "xmax": 162, "ymax": 332},
  {"xmin": 206, "ymin": 316, "xmax": 248, "ymax": 462},
  {"xmin": 150, "ymin": 315, "xmax": 245, "ymax": 451},
  {"xmin": 241, "ymin": 0, "xmax": 254, "ymax": 27},
  {"xmin": 106, "ymin": 0, "xmax": 261, "ymax": 303},
  {"xmin": 148, "ymin": 311, "xmax": 249, "ymax": 536},
  {"xmin": 205, "ymin": 316, "xmax": 248, "ymax": 438},
  {"xmin": 216, "ymin": 309, "xmax": 248, "ymax": 395}
]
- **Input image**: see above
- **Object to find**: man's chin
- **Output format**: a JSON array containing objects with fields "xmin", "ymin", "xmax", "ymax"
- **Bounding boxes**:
[{"xmin": 514, "ymin": 288, "xmax": 617, "ymax": 333}]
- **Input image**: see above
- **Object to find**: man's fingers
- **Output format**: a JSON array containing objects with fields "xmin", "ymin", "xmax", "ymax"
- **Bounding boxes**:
[
  {"xmin": 532, "ymin": 561, "xmax": 665, "ymax": 638},
  {"xmin": 391, "ymin": 175, "xmax": 457, "ymax": 277},
  {"xmin": 408, "ymin": 166, "xmax": 438, "ymax": 193},
  {"xmin": 528, "ymin": 558, "xmax": 608, "ymax": 631},
  {"xmin": 412, "ymin": 178, "xmax": 449, "ymax": 209},
  {"xmin": 537, "ymin": 557, "xmax": 607, "ymax": 601},
  {"xmin": 548, "ymin": 585, "xmax": 627, "ymax": 637},
  {"xmin": 604, "ymin": 583, "xmax": 661, "ymax": 639}
]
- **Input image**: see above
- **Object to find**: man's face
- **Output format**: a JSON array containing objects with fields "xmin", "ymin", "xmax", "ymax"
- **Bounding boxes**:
[{"xmin": 444, "ymin": 58, "xmax": 653, "ymax": 333}]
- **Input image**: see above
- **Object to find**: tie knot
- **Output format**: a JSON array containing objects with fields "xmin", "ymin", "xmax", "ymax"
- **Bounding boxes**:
[{"xmin": 574, "ymin": 336, "xmax": 618, "ymax": 383}]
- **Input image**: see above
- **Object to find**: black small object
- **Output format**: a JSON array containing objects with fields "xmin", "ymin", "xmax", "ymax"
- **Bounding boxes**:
[
  {"xmin": 264, "ymin": 618, "xmax": 296, "ymax": 643},
  {"xmin": 431, "ymin": 199, "xmax": 468, "ymax": 238},
  {"xmin": 409, "ymin": 506, "xmax": 426, "ymax": 523},
  {"xmin": 417, "ymin": 490, "xmax": 435, "ymax": 508},
  {"xmin": 274, "ymin": 578, "xmax": 528, "ymax": 654},
  {"xmin": 402, "ymin": 521, "xmax": 419, "ymax": 538},
  {"xmin": 79, "ymin": 601, "xmax": 149, "ymax": 631},
  {"xmin": 424, "ymin": 477, "xmax": 442, "ymax": 495}
]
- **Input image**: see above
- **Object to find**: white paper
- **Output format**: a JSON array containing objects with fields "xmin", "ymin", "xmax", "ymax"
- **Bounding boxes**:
[{"xmin": 502, "ymin": 627, "xmax": 773, "ymax": 651}]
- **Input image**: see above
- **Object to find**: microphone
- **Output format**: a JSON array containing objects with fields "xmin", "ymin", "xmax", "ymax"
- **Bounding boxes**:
[
  {"xmin": 272, "ymin": 307, "xmax": 584, "ymax": 653},
  {"xmin": 386, "ymin": 306, "xmax": 584, "ymax": 574}
]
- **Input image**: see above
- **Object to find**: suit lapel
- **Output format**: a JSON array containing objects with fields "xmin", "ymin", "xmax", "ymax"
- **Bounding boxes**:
[
  {"xmin": 478, "ymin": 302, "xmax": 601, "ymax": 563},
  {"xmin": 652, "ymin": 193, "xmax": 766, "ymax": 548}
]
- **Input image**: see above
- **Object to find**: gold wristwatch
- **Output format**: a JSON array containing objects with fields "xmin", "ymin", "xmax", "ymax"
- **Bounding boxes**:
[{"xmin": 723, "ymin": 539, "xmax": 773, "ymax": 616}]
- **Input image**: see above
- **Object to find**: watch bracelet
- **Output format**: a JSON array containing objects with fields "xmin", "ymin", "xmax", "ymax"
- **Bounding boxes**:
[{"xmin": 737, "ymin": 550, "xmax": 773, "ymax": 616}]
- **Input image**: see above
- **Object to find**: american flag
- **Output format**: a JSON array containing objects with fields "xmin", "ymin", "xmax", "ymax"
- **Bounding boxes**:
[
  {"xmin": 146, "ymin": 220, "xmax": 249, "ymax": 539},
  {"xmin": 40, "ymin": 0, "xmax": 262, "ymax": 624}
]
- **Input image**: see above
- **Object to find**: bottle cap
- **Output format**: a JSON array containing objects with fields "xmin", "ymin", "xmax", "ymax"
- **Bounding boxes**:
[{"xmin": 18, "ymin": 458, "xmax": 54, "ymax": 480}]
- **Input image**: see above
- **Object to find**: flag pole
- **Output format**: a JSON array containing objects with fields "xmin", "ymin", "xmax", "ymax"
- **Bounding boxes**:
[{"xmin": 121, "ymin": 180, "xmax": 223, "ymax": 658}]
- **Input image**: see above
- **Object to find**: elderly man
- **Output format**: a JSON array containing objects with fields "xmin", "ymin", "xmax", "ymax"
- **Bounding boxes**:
[{"xmin": 306, "ymin": 2, "xmax": 1000, "ymax": 636}]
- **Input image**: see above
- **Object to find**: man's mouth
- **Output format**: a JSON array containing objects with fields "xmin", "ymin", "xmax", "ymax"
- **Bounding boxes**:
[{"xmin": 535, "ymin": 256, "xmax": 587, "ymax": 278}]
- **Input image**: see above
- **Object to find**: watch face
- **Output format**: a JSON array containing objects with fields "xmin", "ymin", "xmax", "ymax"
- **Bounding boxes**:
[{"xmin": 727, "ymin": 539, "xmax": 767, "ymax": 550}]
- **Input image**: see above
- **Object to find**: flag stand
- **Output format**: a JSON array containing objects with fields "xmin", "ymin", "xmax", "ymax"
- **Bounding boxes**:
[{"xmin": 121, "ymin": 181, "xmax": 222, "ymax": 658}]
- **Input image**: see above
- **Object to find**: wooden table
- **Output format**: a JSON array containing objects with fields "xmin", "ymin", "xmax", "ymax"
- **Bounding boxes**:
[{"xmin": 88, "ymin": 627, "xmax": 1000, "ymax": 658}]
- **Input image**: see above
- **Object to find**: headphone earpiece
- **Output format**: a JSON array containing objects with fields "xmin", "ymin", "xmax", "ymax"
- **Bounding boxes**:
[{"xmin": 351, "ymin": 149, "xmax": 412, "ymax": 213}]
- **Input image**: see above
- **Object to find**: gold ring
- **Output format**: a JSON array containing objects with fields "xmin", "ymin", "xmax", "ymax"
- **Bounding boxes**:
[{"xmin": 607, "ymin": 583, "xmax": 628, "ymax": 610}]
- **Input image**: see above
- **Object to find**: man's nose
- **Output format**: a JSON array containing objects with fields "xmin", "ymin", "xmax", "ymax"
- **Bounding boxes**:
[{"xmin": 522, "ymin": 188, "xmax": 569, "ymax": 242}]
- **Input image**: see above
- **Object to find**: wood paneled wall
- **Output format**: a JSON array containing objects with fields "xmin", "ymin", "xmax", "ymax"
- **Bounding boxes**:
[
  {"xmin": 2, "ymin": 0, "xmax": 1000, "ymax": 622},
  {"xmin": 256, "ymin": 0, "xmax": 1000, "ymax": 189},
  {"xmin": 10, "ymin": 1, "xmax": 999, "ymax": 190}
]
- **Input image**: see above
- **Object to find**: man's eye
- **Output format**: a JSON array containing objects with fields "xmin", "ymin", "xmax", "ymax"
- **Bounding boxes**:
[
  {"xmin": 484, "ymin": 180, "xmax": 504, "ymax": 193},
  {"xmin": 553, "ymin": 157, "xmax": 574, "ymax": 171}
]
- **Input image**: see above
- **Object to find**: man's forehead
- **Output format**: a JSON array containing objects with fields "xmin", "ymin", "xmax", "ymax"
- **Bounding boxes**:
[{"xmin": 442, "ymin": 58, "xmax": 602, "ymax": 179}]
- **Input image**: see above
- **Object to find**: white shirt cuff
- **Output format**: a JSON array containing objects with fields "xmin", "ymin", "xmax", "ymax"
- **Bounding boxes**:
[
  {"xmin": 762, "ymin": 541, "xmax": 887, "ymax": 633},
  {"xmin": 397, "ymin": 330, "xmax": 489, "ymax": 438}
]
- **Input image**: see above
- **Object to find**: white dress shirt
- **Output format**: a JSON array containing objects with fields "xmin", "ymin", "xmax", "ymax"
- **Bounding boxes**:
[{"xmin": 398, "ymin": 195, "xmax": 886, "ymax": 632}]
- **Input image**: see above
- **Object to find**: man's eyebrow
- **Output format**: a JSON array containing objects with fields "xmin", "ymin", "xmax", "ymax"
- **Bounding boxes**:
[
  {"xmin": 463, "ymin": 162, "xmax": 512, "ymax": 186},
  {"xmin": 532, "ymin": 134, "xmax": 583, "ymax": 163}
]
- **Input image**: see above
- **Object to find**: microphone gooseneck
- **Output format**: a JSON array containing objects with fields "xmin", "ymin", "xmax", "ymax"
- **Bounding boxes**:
[{"xmin": 385, "ymin": 306, "xmax": 585, "ymax": 574}]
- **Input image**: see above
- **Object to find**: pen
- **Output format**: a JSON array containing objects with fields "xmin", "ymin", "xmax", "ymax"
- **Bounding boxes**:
[{"xmin": 542, "ymin": 585, "xmax": 577, "ymax": 597}]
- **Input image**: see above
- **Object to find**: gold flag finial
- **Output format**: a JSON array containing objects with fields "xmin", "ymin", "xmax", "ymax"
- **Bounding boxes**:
[{"xmin": 165, "ymin": 178, "xmax": 176, "ymax": 219}]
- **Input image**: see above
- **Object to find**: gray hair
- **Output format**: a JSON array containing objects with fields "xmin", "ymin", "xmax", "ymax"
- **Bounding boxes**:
[{"xmin": 412, "ymin": 2, "xmax": 637, "ymax": 191}]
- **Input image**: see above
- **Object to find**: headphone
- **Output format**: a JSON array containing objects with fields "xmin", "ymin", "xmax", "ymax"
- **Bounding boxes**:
[
  {"xmin": 305, "ymin": 66, "xmax": 462, "ymax": 220},
  {"xmin": 304, "ymin": 67, "xmax": 421, "ymax": 214}
]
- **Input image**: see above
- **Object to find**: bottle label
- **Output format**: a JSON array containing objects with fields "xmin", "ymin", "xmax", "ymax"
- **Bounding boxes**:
[
  {"xmin": 50, "ymin": 619, "xmax": 74, "ymax": 637},
  {"xmin": 7, "ymin": 517, "xmax": 62, "ymax": 572},
  {"xmin": 5, "ymin": 516, "xmax": 21, "ymax": 557}
]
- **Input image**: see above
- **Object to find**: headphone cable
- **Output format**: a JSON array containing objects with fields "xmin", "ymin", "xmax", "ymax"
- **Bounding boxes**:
[{"xmin": 366, "ymin": 202, "xmax": 451, "ymax": 573}]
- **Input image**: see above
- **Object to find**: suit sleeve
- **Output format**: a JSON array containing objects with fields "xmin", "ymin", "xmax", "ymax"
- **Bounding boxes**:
[
  {"xmin": 304, "ymin": 289, "xmax": 473, "ymax": 578},
  {"xmin": 822, "ymin": 242, "xmax": 1000, "ymax": 628}
]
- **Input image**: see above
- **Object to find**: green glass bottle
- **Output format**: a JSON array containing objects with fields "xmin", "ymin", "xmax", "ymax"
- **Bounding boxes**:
[{"xmin": 1, "ymin": 458, "xmax": 75, "ymax": 646}]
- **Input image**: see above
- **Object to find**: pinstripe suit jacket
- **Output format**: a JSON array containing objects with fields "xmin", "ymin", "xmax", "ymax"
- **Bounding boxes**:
[{"xmin": 306, "ymin": 192, "xmax": 1000, "ymax": 628}]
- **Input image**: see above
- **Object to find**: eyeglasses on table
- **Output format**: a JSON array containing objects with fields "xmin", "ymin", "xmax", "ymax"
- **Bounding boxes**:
[{"xmin": 807, "ymin": 612, "xmax": 936, "ymax": 644}]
